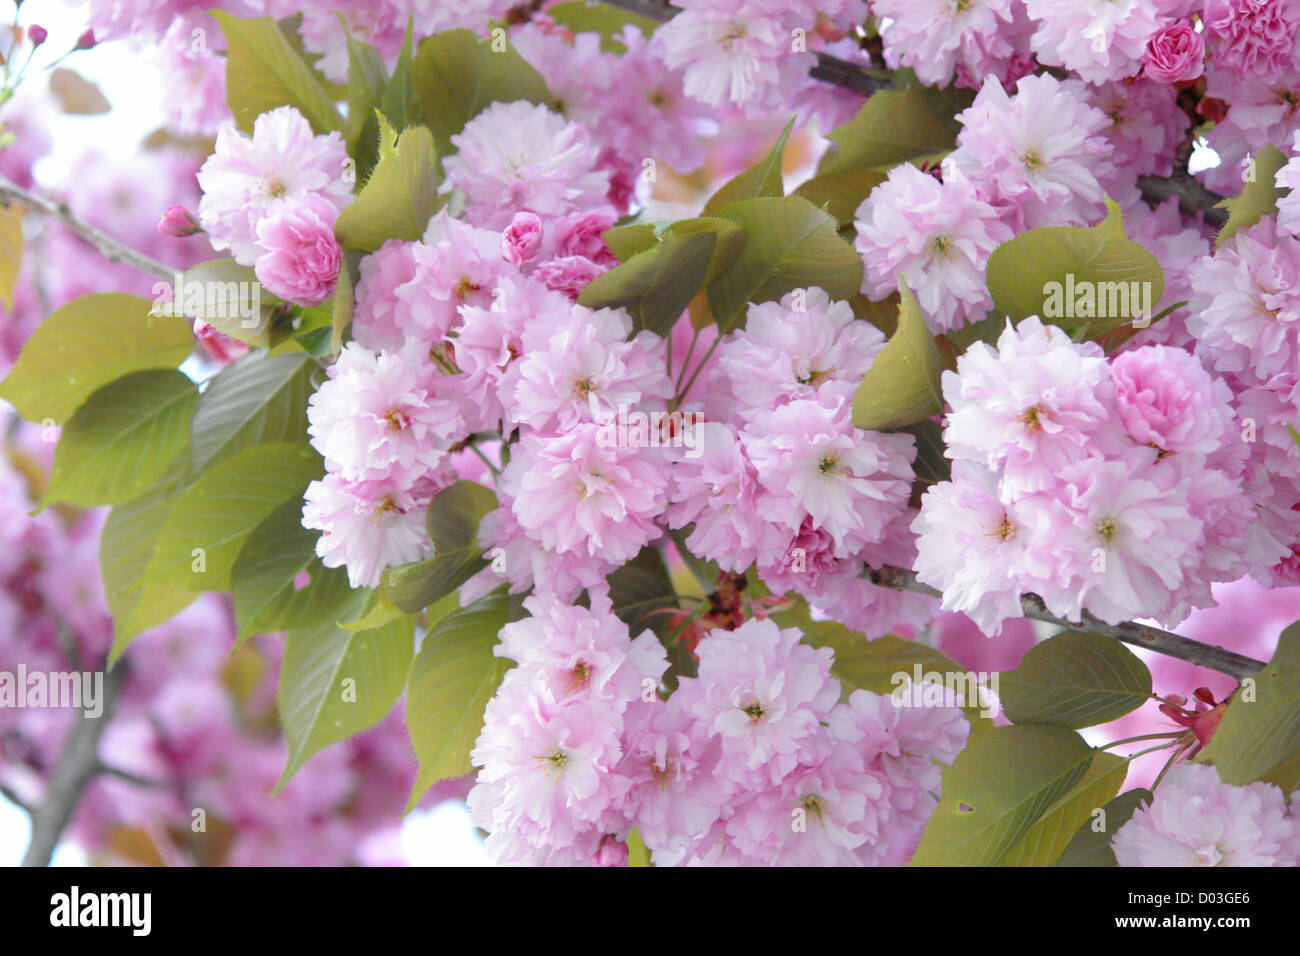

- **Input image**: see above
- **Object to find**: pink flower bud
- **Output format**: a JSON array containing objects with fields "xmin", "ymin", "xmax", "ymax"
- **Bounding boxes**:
[
  {"xmin": 73, "ymin": 29, "xmax": 96, "ymax": 51},
  {"xmin": 158, "ymin": 204, "xmax": 202, "ymax": 237},
  {"xmin": 27, "ymin": 25, "xmax": 47, "ymax": 47},
  {"xmin": 1142, "ymin": 21, "xmax": 1205, "ymax": 84},
  {"xmin": 591, "ymin": 837, "xmax": 628, "ymax": 867},
  {"xmin": 500, "ymin": 211, "xmax": 543, "ymax": 266}
]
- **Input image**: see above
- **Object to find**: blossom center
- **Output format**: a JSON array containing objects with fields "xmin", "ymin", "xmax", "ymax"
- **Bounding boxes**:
[
  {"xmin": 743, "ymin": 700, "xmax": 766, "ymax": 722},
  {"xmin": 987, "ymin": 515, "xmax": 1015, "ymax": 542},
  {"xmin": 1020, "ymin": 148, "xmax": 1046, "ymax": 172},
  {"xmin": 1094, "ymin": 516, "xmax": 1118, "ymax": 547},
  {"xmin": 384, "ymin": 408, "xmax": 411, "ymax": 431},
  {"xmin": 817, "ymin": 453, "xmax": 841, "ymax": 476},
  {"xmin": 800, "ymin": 793, "xmax": 826, "ymax": 823},
  {"xmin": 1019, "ymin": 404, "xmax": 1045, "ymax": 433},
  {"xmin": 567, "ymin": 659, "xmax": 592, "ymax": 692},
  {"xmin": 538, "ymin": 748, "xmax": 570, "ymax": 778},
  {"xmin": 930, "ymin": 235, "xmax": 955, "ymax": 260}
]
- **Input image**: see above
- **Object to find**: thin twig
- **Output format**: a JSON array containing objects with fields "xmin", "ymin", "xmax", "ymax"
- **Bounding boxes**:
[
  {"xmin": 0, "ymin": 174, "xmax": 176, "ymax": 282},
  {"xmin": 868, "ymin": 565, "xmax": 1267, "ymax": 680}
]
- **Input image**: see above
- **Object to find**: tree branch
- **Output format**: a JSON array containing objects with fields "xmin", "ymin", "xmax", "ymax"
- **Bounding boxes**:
[
  {"xmin": 0, "ymin": 174, "xmax": 176, "ymax": 283},
  {"xmin": 868, "ymin": 565, "xmax": 1266, "ymax": 681},
  {"xmin": 21, "ymin": 661, "xmax": 126, "ymax": 867},
  {"xmin": 596, "ymin": 0, "xmax": 1225, "ymax": 219}
]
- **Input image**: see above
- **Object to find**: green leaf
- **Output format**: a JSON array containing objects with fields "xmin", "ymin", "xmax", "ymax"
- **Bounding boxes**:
[
  {"xmin": 909, "ymin": 725, "xmax": 1094, "ymax": 866},
  {"xmin": 986, "ymin": 198, "xmax": 1165, "ymax": 338},
  {"xmin": 411, "ymin": 28, "xmax": 554, "ymax": 158},
  {"xmin": 405, "ymin": 589, "xmax": 512, "ymax": 809},
  {"xmin": 999, "ymin": 631, "xmax": 1152, "ymax": 729},
  {"xmin": 332, "ymin": 251, "xmax": 360, "ymax": 355},
  {"xmin": 189, "ymin": 352, "xmax": 315, "ymax": 477},
  {"xmin": 231, "ymin": 496, "xmax": 355, "ymax": 644},
  {"xmin": 546, "ymin": 1, "xmax": 660, "ymax": 51},
  {"xmin": 100, "ymin": 466, "xmax": 200, "ymax": 663},
  {"xmin": 342, "ymin": 31, "xmax": 387, "ymax": 178},
  {"xmin": 381, "ymin": 480, "xmax": 497, "ymax": 613},
  {"xmin": 902, "ymin": 418, "xmax": 951, "ymax": 489},
  {"xmin": 1261, "ymin": 748, "xmax": 1300, "ymax": 794},
  {"xmin": 603, "ymin": 222, "xmax": 660, "ymax": 263},
  {"xmin": 851, "ymin": 279, "xmax": 943, "ymax": 431},
  {"xmin": 276, "ymin": 610, "xmax": 414, "ymax": 788},
  {"xmin": 626, "ymin": 828, "xmax": 651, "ymax": 867},
  {"xmin": 0, "ymin": 293, "xmax": 192, "ymax": 425},
  {"xmin": 133, "ymin": 442, "xmax": 321, "ymax": 592},
  {"xmin": 793, "ymin": 168, "xmax": 887, "ymax": 229},
  {"xmin": 820, "ymin": 83, "xmax": 966, "ymax": 175},
  {"xmin": 0, "ymin": 201, "xmax": 24, "ymax": 309},
  {"xmin": 608, "ymin": 545, "xmax": 678, "ymax": 640},
  {"xmin": 42, "ymin": 370, "xmax": 195, "ymax": 508},
  {"xmin": 379, "ymin": 17, "xmax": 416, "ymax": 131},
  {"xmin": 338, "ymin": 590, "xmax": 409, "ymax": 632},
  {"xmin": 334, "ymin": 116, "xmax": 440, "ymax": 252},
  {"xmin": 157, "ymin": 259, "xmax": 284, "ymax": 347},
  {"xmin": 1217, "ymin": 144, "xmax": 1288, "ymax": 248},
  {"xmin": 997, "ymin": 751, "xmax": 1128, "ymax": 866},
  {"xmin": 1196, "ymin": 623, "xmax": 1299, "ymax": 784},
  {"xmin": 701, "ymin": 117, "xmax": 794, "ymax": 215},
  {"xmin": 212, "ymin": 12, "xmax": 342, "ymax": 135},
  {"xmin": 578, "ymin": 229, "xmax": 717, "ymax": 337},
  {"xmin": 1055, "ymin": 787, "xmax": 1151, "ymax": 867},
  {"xmin": 706, "ymin": 195, "xmax": 862, "ymax": 333}
]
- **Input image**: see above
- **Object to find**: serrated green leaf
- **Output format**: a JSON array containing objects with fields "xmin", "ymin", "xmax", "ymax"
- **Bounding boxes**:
[
  {"xmin": 154, "ymin": 259, "xmax": 285, "ymax": 346},
  {"xmin": 379, "ymin": 17, "xmax": 416, "ymax": 131},
  {"xmin": 701, "ymin": 117, "xmax": 794, "ymax": 215},
  {"xmin": 608, "ymin": 545, "xmax": 678, "ymax": 640},
  {"xmin": 43, "ymin": 370, "xmax": 195, "ymax": 508},
  {"xmin": 411, "ymin": 29, "xmax": 554, "ymax": 158},
  {"xmin": 999, "ymin": 632, "xmax": 1152, "ymax": 729},
  {"xmin": 335, "ymin": 116, "xmax": 440, "ymax": 252},
  {"xmin": 212, "ymin": 12, "xmax": 342, "ymax": 135},
  {"xmin": 1217, "ymin": 144, "xmax": 1288, "ymax": 248},
  {"xmin": 381, "ymin": 480, "xmax": 497, "ymax": 613},
  {"xmin": 405, "ymin": 589, "xmax": 512, "ymax": 809},
  {"xmin": 231, "ymin": 495, "xmax": 355, "ymax": 645},
  {"xmin": 189, "ymin": 352, "xmax": 315, "ymax": 477},
  {"xmin": 343, "ymin": 30, "xmax": 387, "ymax": 178},
  {"xmin": 851, "ymin": 279, "xmax": 942, "ymax": 430},
  {"xmin": 909, "ymin": 724, "xmax": 1094, "ymax": 866},
  {"xmin": 578, "ymin": 229, "xmax": 716, "ymax": 336},
  {"xmin": 706, "ymin": 195, "xmax": 862, "ymax": 333},
  {"xmin": 793, "ymin": 167, "xmax": 887, "ymax": 229},
  {"xmin": 603, "ymin": 222, "xmax": 660, "ymax": 263},
  {"xmin": 133, "ymin": 442, "xmax": 321, "ymax": 593},
  {"xmin": 986, "ymin": 198, "xmax": 1165, "ymax": 338},
  {"xmin": 276, "ymin": 609, "xmax": 414, "ymax": 789},
  {"xmin": 0, "ymin": 293, "xmax": 192, "ymax": 425},
  {"xmin": 997, "ymin": 750, "xmax": 1128, "ymax": 866},
  {"xmin": 1197, "ymin": 623, "xmax": 1299, "ymax": 784},
  {"xmin": 100, "ymin": 465, "xmax": 200, "ymax": 663},
  {"xmin": 820, "ymin": 83, "xmax": 966, "ymax": 175},
  {"xmin": 1055, "ymin": 787, "xmax": 1151, "ymax": 867}
]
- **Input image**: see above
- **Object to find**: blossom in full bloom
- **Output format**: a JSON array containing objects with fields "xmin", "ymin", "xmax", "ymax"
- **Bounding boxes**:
[
  {"xmin": 301, "ymin": 475, "xmax": 432, "ymax": 589},
  {"xmin": 1025, "ymin": 0, "xmax": 1164, "ymax": 84},
  {"xmin": 1142, "ymin": 20, "xmax": 1206, "ymax": 83},
  {"xmin": 197, "ymin": 106, "xmax": 351, "ymax": 265},
  {"xmin": 441, "ymin": 101, "xmax": 610, "ymax": 230},
  {"xmin": 949, "ymin": 74, "xmax": 1116, "ymax": 229},
  {"xmin": 855, "ymin": 164, "xmax": 1014, "ymax": 332},
  {"xmin": 871, "ymin": 0, "xmax": 1021, "ymax": 88},
  {"xmin": 252, "ymin": 195, "xmax": 342, "ymax": 306},
  {"xmin": 1113, "ymin": 762, "xmax": 1300, "ymax": 866}
]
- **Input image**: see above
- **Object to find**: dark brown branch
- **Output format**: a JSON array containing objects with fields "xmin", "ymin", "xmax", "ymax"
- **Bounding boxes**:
[{"xmin": 869, "ymin": 565, "xmax": 1266, "ymax": 681}]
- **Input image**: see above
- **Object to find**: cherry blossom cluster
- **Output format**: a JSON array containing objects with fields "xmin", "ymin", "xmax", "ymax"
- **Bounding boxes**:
[
  {"xmin": 1112, "ymin": 763, "xmax": 1300, "ymax": 867},
  {"xmin": 914, "ymin": 315, "xmax": 1293, "ymax": 634},
  {"xmin": 467, "ymin": 601, "xmax": 967, "ymax": 865}
]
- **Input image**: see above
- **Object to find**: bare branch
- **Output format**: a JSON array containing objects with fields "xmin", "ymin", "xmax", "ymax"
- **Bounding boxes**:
[
  {"xmin": 868, "ymin": 565, "xmax": 1266, "ymax": 681},
  {"xmin": 0, "ymin": 174, "xmax": 177, "ymax": 283},
  {"xmin": 21, "ymin": 662, "xmax": 126, "ymax": 867}
]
